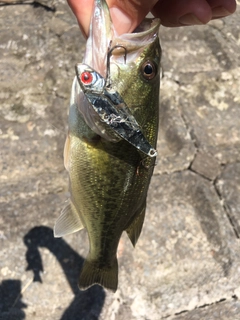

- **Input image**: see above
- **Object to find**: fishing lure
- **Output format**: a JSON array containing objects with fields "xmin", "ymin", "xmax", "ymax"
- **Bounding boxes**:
[{"xmin": 75, "ymin": 46, "xmax": 157, "ymax": 158}]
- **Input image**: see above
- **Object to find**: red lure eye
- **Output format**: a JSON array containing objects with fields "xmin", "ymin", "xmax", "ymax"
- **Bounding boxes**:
[{"xmin": 80, "ymin": 71, "xmax": 93, "ymax": 85}]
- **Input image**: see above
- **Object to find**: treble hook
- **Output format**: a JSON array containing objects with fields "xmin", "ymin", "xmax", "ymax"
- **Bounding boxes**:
[{"xmin": 106, "ymin": 43, "xmax": 127, "ymax": 87}]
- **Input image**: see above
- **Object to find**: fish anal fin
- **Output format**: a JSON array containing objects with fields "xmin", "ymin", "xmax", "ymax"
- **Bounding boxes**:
[
  {"xmin": 125, "ymin": 202, "xmax": 146, "ymax": 247},
  {"xmin": 78, "ymin": 257, "xmax": 118, "ymax": 292},
  {"xmin": 54, "ymin": 199, "xmax": 84, "ymax": 238}
]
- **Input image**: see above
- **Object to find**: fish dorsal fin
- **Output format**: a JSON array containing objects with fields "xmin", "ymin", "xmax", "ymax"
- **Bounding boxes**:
[
  {"xmin": 54, "ymin": 199, "xmax": 84, "ymax": 238},
  {"xmin": 125, "ymin": 202, "xmax": 146, "ymax": 247}
]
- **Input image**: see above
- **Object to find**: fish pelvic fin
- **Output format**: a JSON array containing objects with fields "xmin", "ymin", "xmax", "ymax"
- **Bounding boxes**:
[
  {"xmin": 125, "ymin": 202, "xmax": 146, "ymax": 247},
  {"xmin": 54, "ymin": 199, "xmax": 84, "ymax": 238},
  {"xmin": 78, "ymin": 257, "xmax": 118, "ymax": 292}
]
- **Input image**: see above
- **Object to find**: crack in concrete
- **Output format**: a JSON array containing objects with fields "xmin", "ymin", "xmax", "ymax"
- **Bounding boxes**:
[
  {"xmin": 162, "ymin": 296, "xmax": 238, "ymax": 319},
  {"xmin": 0, "ymin": 1, "xmax": 56, "ymax": 11},
  {"xmin": 213, "ymin": 177, "xmax": 240, "ymax": 239}
]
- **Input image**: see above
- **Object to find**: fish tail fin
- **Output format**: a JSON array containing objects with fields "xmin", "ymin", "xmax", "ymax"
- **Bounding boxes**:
[{"xmin": 78, "ymin": 257, "xmax": 118, "ymax": 292}]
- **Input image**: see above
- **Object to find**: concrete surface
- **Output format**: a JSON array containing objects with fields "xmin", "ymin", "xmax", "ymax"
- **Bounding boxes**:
[{"xmin": 0, "ymin": 1, "xmax": 240, "ymax": 319}]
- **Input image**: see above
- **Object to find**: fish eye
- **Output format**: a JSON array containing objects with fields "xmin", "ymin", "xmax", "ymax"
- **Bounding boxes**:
[
  {"xmin": 141, "ymin": 60, "xmax": 156, "ymax": 80},
  {"xmin": 80, "ymin": 71, "xmax": 93, "ymax": 85}
]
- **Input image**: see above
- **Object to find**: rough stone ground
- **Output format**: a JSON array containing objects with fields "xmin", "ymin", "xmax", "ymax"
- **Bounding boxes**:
[{"xmin": 0, "ymin": 1, "xmax": 240, "ymax": 319}]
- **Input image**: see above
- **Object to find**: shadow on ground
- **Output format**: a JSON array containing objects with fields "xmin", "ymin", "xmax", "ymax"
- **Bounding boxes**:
[
  {"xmin": 0, "ymin": 279, "xmax": 27, "ymax": 320},
  {"xmin": 0, "ymin": 226, "xmax": 105, "ymax": 320}
]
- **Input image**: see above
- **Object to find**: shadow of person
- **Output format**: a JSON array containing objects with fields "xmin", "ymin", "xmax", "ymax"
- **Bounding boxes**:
[
  {"xmin": 0, "ymin": 279, "xmax": 27, "ymax": 320},
  {"xmin": 23, "ymin": 226, "xmax": 105, "ymax": 319}
]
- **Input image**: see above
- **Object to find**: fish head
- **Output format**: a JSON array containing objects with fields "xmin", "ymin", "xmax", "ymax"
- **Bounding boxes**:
[
  {"xmin": 84, "ymin": 0, "xmax": 161, "ymax": 82},
  {"xmin": 74, "ymin": 0, "xmax": 161, "ymax": 147},
  {"xmin": 108, "ymin": 17, "xmax": 161, "ymax": 101},
  {"xmin": 107, "ymin": 18, "xmax": 161, "ymax": 147}
]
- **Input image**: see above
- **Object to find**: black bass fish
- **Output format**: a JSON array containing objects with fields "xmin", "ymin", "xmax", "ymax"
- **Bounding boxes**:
[{"xmin": 54, "ymin": 0, "xmax": 161, "ymax": 292}]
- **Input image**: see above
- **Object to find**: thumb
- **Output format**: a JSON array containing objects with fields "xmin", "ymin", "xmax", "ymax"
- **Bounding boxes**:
[{"xmin": 108, "ymin": 0, "xmax": 158, "ymax": 34}]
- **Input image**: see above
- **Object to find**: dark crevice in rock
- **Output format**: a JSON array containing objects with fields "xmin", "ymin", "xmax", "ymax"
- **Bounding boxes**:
[
  {"xmin": 32, "ymin": 1, "xmax": 56, "ymax": 12},
  {"xmin": 189, "ymin": 151, "xmax": 221, "ymax": 181},
  {"xmin": 198, "ymin": 298, "xmax": 227, "ymax": 309},
  {"xmin": 178, "ymin": 110, "xmax": 198, "ymax": 154},
  {"xmin": 214, "ymin": 177, "xmax": 240, "ymax": 239},
  {"xmin": 170, "ymin": 297, "xmax": 237, "ymax": 319},
  {"xmin": 204, "ymin": 29, "xmax": 232, "ymax": 70},
  {"xmin": 189, "ymin": 181, "xmax": 232, "ymax": 277},
  {"xmin": 174, "ymin": 309, "xmax": 189, "ymax": 316},
  {"xmin": 189, "ymin": 166, "xmax": 212, "ymax": 181},
  {"xmin": 0, "ymin": 1, "xmax": 55, "ymax": 11}
]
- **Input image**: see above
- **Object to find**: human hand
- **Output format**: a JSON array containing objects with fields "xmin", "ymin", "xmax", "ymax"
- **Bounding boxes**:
[{"xmin": 67, "ymin": 0, "xmax": 237, "ymax": 37}]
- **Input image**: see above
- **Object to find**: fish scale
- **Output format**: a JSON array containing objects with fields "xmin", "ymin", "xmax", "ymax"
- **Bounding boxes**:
[{"xmin": 54, "ymin": 0, "xmax": 161, "ymax": 292}]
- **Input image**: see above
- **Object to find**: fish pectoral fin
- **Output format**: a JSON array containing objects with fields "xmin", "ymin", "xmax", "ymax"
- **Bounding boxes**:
[
  {"xmin": 54, "ymin": 199, "xmax": 84, "ymax": 238},
  {"xmin": 125, "ymin": 202, "xmax": 146, "ymax": 247},
  {"xmin": 79, "ymin": 257, "xmax": 118, "ymax": 292},
  {"xmin": 63, "ymin": 133, "xmax": 71, "ymax": 171}
]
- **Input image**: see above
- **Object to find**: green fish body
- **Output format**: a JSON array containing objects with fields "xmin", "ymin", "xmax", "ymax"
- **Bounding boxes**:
[{"xmin": 54, "ymin": 0, "xmax": 161, "ymax": 292}]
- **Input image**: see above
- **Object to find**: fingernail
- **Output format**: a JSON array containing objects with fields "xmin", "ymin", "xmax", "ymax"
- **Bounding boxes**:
[
  {"xmin": 179, "ymin": 13, "xmax": 203, "ymax": 26},
  {"xmin": 110, "ymin": 7, "xmax": 132, "ymax": 34},
  {"xmin": 212, "ymin": 6, "xmax": 231, "ymax": 18}
]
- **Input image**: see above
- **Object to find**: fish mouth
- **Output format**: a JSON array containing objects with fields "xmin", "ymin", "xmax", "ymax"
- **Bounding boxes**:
[
  {"xmin": 84, "ymin": 0, "xmax": 160, "ymax": 77},
  {"xmin": 117, "ymin": 18, "xmax": 160, "ymax": 44},
  {"xmin": 110, "ymin": 18, "xmax": 160, "ymax": 66}
]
